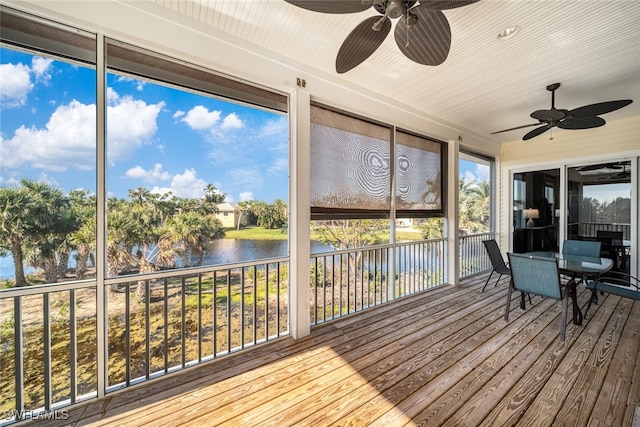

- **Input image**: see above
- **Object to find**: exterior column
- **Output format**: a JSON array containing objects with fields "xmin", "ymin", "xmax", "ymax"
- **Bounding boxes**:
[
  {"xmin": 289, "ymin": 89, "xmax": 311, "ymax": 339},
  {"xmin": 446, "ymin": 138, "xmax": 460, "ymax": 284}
]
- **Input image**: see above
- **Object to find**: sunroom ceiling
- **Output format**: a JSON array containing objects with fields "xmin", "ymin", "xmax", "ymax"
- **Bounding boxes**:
[{"xmin": 149, "ymin": 1, "xmax": 640, "ymax": 144}]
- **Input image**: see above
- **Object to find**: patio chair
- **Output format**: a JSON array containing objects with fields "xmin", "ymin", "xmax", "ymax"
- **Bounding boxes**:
[
  {"xmin": 482, "ymin": 239, "xmax": 510, "ymax": 292},
  {"xmin": 561, "ymin": 239, "xmax": 601, "ymax": 257},
  {"xmin": 506, "ymin": 253, "xmax": 569, "ymax": 341},
  {"xmin": 584, "ymin": 272, "xmax": 640, "ymax": 318},
  {"xmin": 595, "ymin": 230, "xmax": 623, "ymax": 271},
  {"xmin": 561, "ymin": 239, "xmax": 602, "ymax": 284}
]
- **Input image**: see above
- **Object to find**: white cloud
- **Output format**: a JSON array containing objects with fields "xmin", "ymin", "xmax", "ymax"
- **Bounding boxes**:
[
  {"xmin": 173, "ymin": 110, "xmax": 185, "ymax": 119},
  {"xmin": 106, "ymin": 90, "xmax": 165, "ymax": 163},
  {"xmin": 151, "ymin": 168, "xmax": 207, "ymax": 199},
  {"xmin": 0, "ymin": 58, "xmax": 54, "ymax": 108},
  {"xmin": 124, "ymin": 163, "xmax": 171, "ymax": 182},
  {"xmin": 267, "ymin": 157, "xmax": 288, "ymax": 174},
  {"xmin": 239, "ymin": 191, "xmax": 254, "ymax": 202},
  {"xmin": 31, "ymin": 57, "xmax": 53, "ymax": 83},
  {"xmin": 221, "ymin": 113, "xmax": 243, "ymax": 130},
  {"xmin": 182, "ymin": 105, "xmax": 221, "ymax": 130},
  {"xmin": 0, "ymin": 63, "xmax": 33, "ymax": 107},
  {"xmin": 1, "ymin": 91, "xmax": 164, "ymax": 171},
  {"xmin": 0, "ymin": 100, "xmax": 95, "ymax": 171}
]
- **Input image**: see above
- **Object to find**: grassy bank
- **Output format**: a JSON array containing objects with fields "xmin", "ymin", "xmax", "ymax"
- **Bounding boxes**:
[{"xmin": 223, "ymin": 226, "xmax": 288, "ymax": 240}]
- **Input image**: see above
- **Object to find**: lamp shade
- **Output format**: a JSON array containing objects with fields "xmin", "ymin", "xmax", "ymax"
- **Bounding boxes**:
[{"xmin": 524, "ymin": 208, "xmax": 538, "ymax": 227}]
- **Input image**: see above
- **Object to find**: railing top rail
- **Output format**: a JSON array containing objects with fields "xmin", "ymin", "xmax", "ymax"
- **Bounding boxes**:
[
  {"xmin": 310, "ymin": 238, "xmax": 446, "ymax": 257},
  {"xmin": 0, "ymin": 279, "xmax": 97, "ymax": 299},
  {"xmin": 103, "ymin": 256, "xmax": 290, "ymax": 285}
]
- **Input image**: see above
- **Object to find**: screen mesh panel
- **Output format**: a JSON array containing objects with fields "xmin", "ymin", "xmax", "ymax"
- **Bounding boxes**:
[
  {"xmin": 310, "ymin": 105, "xmax": 391, "ymax": 215},
  {"xmin": 396, "ymin": 130, "xmax": 442, "ymax": 212}
]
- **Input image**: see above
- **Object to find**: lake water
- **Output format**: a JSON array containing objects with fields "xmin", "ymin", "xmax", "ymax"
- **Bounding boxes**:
[{"xmin": 0, "ymin": 239, "xmax": 334, "ymax": 280}]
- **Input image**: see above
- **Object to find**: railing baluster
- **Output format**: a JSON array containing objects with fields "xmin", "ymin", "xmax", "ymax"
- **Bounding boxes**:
[
  {"xmin": 70, "ymin": 289, "xmax": 77, "ymax": 404},
  {"xmin": 198, "ymin": 273, "xmax": 202, "ymax": 362},
  {"xmin": 125, "ymin": 283, "xmax": 131, "ymax": 385},
  {"xmin": 163, "ymin": 278, "xmax": 168, "ymax": 373},
  {"xmin": 240, "ymin": 266, "xmax": 245, "ymax": 349},
  {"xmin": 226, "ymin": 268, "xmax": 231, "ymax": 353},
  {"xmin": 145, "ymin": 279, "xmax": 151, "ymax": 379},
  {"xmin": 14, "ymin": 296, "xmax": 23, "ymax": 414},
  {"xmin": 181, "ymin": 276, "xmax": 186, "ymax": 368},
  {"xmin": 44, "ymin": 293, "xmax": 51, "ymax": 410}
]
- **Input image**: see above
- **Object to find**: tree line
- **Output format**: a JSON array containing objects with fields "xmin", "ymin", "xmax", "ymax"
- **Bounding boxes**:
[{"xmin": 0, "ymin": 180, "xmax": 287, "ymax": 287}]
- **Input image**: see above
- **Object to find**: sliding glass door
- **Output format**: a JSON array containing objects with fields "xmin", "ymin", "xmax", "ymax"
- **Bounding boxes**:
[
  {"xmin": 567, "ymin": 161, "xmax": 632, "ymax": 273},
  {"xmin": 512, "ymin": 168, "xmax": 560, "ymax": 253}
]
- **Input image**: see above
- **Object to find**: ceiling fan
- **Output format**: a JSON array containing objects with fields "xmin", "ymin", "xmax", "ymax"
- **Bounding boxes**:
[
  {"xmin": 492, "ymin": 83, "xmax": 633, "ymax": 141},
  {"xmin": 284, "ymin": 0, "xmax": 480, "ymax": 73}
]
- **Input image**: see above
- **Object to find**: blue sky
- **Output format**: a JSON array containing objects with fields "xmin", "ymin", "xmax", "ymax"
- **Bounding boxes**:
[
  {"xmin": 0, "ymin": 47, "xmax": 289, "ymax": 203},
  {"xmin": 459, "ymin": 159, "xmax": 490, "ymax": 184}
]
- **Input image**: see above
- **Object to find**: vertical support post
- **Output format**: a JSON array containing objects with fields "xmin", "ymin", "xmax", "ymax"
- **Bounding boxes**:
[
  {"xmin": 289, "ymin": 89, "xmax": 311, "ymax": 339},
  {"xmin": 446, "ymin": 138, "xmax": 460, "ymax": 284},
  {"xmin": 95, "ymin": 33, "xmax": 107, "ymax": 399}
]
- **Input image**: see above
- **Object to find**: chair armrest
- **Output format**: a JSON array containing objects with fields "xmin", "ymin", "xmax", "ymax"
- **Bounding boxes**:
[{"xmin": 590, "ymin": 272, "xmax": 639, "ymax": 291}]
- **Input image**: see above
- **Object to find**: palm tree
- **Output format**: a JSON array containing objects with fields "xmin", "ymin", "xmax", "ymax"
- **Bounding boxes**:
[
  {"xmin": 69, "ymin": 190, "xmax": 96, "ymax": 279},
  {"xmin": 128, "ymin": 187, "xmax": 151, "ymax": 207},
  {"xmin": 0, "ymin": 185, "xmax": 30, "ymax": 286},
  {"xmin": 21, "ymin": 180, "xmax": 80, "ymax": 283},
  {"xmin": 164, "ymin": 211, "xmax": 225, "ymax": 267}
]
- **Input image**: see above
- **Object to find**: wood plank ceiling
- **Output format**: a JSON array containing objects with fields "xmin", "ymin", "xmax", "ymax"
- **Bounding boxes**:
[{"xmin": 148, "ymin": 0, "xmax": 640, "ymax": 144}]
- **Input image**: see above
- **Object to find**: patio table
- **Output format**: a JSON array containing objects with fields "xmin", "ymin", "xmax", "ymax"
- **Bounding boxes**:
[{"xmin": 524, "ymin": 251, "xmax": 613, "ymax": 325}]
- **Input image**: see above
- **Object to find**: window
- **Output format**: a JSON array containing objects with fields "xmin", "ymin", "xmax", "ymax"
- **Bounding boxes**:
[
  {"xmin": 310, "ymin": 104, "xmax": 391, "ymax": 219},
  {"xmin": 104, "ymin": 40, "xmax": 289, "ymax": 275},
  {"xmin": 0, "ymin": 8, "xmax": 97, "ymax": 287},
  {"xmin": 310, "ymin": 104, "xmax": 444, "ymax": 221}
]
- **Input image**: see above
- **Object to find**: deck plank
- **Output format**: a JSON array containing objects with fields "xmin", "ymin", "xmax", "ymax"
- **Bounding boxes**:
[{"xmin": 28, "ymin": 272, "xmax": 640, "ymax": 427}]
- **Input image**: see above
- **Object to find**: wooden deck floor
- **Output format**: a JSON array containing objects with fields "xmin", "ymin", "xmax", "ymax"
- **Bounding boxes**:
[{"xmin": 34, "ymin": 272, "xmax": 640, "ymax": 427}]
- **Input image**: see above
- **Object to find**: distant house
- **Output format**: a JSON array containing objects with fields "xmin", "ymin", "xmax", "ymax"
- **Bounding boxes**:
[{"xmin": 215, "ymin": 202, "xmax": 249, "ymax": 228}]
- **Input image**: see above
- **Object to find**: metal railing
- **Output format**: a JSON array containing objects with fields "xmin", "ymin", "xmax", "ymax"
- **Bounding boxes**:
[
  {"xmin": 578, "ymin": 222, "xmax": 631, "ymax": 240},
  {"xmin": 310, "ymin": 238, "xmax": 447, "ymax": 326},
  {"xmin": 459, "ymin": 232, "xmax": 495, "ymax": 278},
  {"xmin": 0, "ymin": 258, "xmax": 288, "ymax": 423},
  {"xmin": 2, "ymin": 233, "xmax": 494, "ymax": 420}
]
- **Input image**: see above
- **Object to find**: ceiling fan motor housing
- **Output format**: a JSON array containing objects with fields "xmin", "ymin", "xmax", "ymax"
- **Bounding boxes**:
[{"xmin": 374, "ymin": 1, "xmax": 418, "ymax": 18}]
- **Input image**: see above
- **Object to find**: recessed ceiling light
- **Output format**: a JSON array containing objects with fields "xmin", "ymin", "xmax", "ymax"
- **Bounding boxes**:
[{"xmin": 497, "ymin": 26, "xmax": 520, "ymax": 40}]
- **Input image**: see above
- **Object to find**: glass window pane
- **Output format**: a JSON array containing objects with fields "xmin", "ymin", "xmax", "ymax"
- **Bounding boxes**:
[
  {"xmin": 1, "ymin": 11, "xmax": 96, "ymax": 287},
  {"xmin": 105, "ymin": 42, "xmax": 288, "ymax": 277}
]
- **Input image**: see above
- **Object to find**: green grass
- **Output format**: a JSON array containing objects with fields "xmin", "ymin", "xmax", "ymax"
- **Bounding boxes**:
[{"xmin": 224, "ymin": 226, "xmax": 288, "ymax": 240}]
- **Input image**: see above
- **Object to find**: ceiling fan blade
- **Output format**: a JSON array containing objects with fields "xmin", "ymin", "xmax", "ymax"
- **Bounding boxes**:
[
  {"xmin": 336, "ymin": 16, "xmax": 391, "ymax": 73},
  {"xmin": 417, "ymin": 0, "xmax": 481, "ymax": 10},
  {"xmin": 523, "ymin": 124, "xmax": 552, "ymax": 140},
  {"xmin": 394, "ymin": 7, "xmax": 450, "ymax": 66},
  {"xmin": 558, "ymin": 116, "xmax": 606, "ymax": 130},
  {"xmin": 568, "ymin": 99, "xmax": 633, "ymax": 119},
  {"xmin": 491, "ymin": 122, "xmax": 542, "ymax": 134},
  {"xmin": 284, "ymin": 0, "xmax": 372, "ymax": 14},
  {"xmin": 530, "ymin": 109, "xmax": 565, "ymax": 121}
]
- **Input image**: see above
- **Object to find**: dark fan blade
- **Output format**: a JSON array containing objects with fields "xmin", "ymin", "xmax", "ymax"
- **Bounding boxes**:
[
  {"xmin": 577, "ymin": 162, "xmax": 622, "ymax": 172},
  {"xmin": 417, "ymin": 0, "xmax": 481, "ymax": 10},
  {"xmin": 284, "ymin": 0, "xmax": 372, "ymax": 14},
  {"xmin": 558, "ymin": 116, "xmax": 606, "ymax": 130},
  {"xmin": 530, "ymin": 109, "xmax": 565, "ymax": 121},
  {"xmin": 394, "ymin": 7, "xmax": 450, "ymax": 66},
  {"xmin": 568, "ymin": 99, "xmax": 633, "ymax": 119},
  {"xmin": 491, "ymin": 122, "xmax": 542, "ymax": 134},
  {"xmin": 336, "ymin": 17, "xmax": 391, "ymax": 73},
  {"xmin": 523, "ymin": 124, "xmax": 552, "ymax": 140}
]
